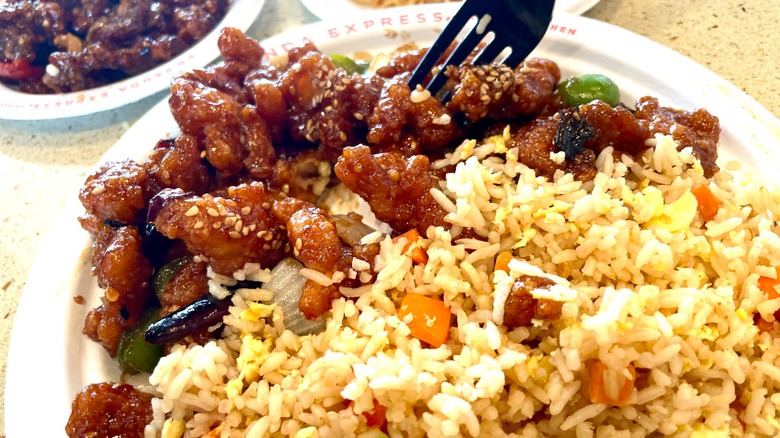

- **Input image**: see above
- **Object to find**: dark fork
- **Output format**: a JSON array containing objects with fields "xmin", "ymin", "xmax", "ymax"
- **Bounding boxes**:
[{"xmin": 408, "ymin": 0, "xmax": 556, "ymax": 97}]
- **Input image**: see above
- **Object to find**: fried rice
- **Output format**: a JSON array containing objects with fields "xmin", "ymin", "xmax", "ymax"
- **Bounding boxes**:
[{"xmin": 143, "ymin": 129, "xmax": 780, "ymax": 437}]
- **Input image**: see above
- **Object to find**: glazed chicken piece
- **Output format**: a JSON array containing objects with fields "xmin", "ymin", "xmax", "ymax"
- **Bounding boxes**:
[
  {"xmin": 503, "ymin": 275, "xmax": 563, "ymax": 328},
  {"xmin": 65, "ymin": 382, "xmax": 153, "ymax": 438},
  {"xmin": 151, "ymin": 182, "xmax": 287, "ymax": 275},
  {"xmin": 78, "ymin": 159, "xmax": 149, "ymax": 233},
  {"xmin": 83, "ymin": 225, "xmax": 154, "ymax": 356},
  {"xmin": 334, "ymin": 145, "xmax": 449, "ymax": 234},
  {"xmin": 634, "ymin": 96, "xmax": 720, "ymax": 177},
  {"xmin": 446, "ymin": 58, "xmax": 561, "ymax": 122},
  {"xmin": 143, "ymin": 136, "xmax": 212, "ymax": 195},
  {"xmin": 578, "ymin": 100, "xmax": 649, "ymax": 155},
  {"xmin": 281, "ymin": 43, "xmax": 364, "ymax": 154},
  {"xmin": 271, "ymin": 197, "xmax": 381, "ymax": 319},
  {"xmin": 366, "ymin": 82, "xmax": 461, "ymax": 155},
  {"xmin": 156, "ymin": 257, "xmax": 210, "ymax": 316}
]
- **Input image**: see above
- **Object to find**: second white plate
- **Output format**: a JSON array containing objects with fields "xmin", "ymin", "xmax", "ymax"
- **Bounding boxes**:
[
  {"xmin": 301, "ymin": 0, "xmax": 602, "ymax": 21},
  {"xmin": 0, "ymin": 0, "xmax": 267, "ymax": 120}
]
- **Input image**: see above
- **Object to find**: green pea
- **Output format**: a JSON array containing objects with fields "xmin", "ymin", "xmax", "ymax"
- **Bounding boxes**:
[
  {"xmin": 118, "ymin": 308, "xmax": 164, "ymax": 374},
  {"xmin": 558, "ymin": 73, "xmax": 621, "ymax": 107},
  {"xmin": 329, "ymin": 54, "xmax": 369, "ymax": 76},
  {"xmin": 153, "ymin": 256, "xmax": 190, "ymax": 299}
]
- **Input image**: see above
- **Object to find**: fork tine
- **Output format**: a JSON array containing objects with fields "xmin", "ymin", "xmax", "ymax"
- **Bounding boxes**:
[
  {"xmin": 470, "ymin": 39, "xmax": 507, "ymax": 66},
  {"xmin": 501, "ymin": 50, "xmax": 527, "ymax": 70},
  {"xmin": 407, "ymin": 13, "xmax": 475, "ymax": 88},
  {"xmin": 501, "ymin": 27, "xmax": 546, "ymax": 67}
]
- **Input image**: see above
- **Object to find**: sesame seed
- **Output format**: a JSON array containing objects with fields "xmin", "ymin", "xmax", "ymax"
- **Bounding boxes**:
[
  {"xmin": 256, "ymin": 230, "xmax": 266, "ymax": 238},
  {"xmin": 265, "ymin": 233, "xmax": 274, "ymax": 241},
  {"xmin": 229, "ymin": 231, "xmax": 241, "ymax": 239},
  {"xmin": 193, "ymin": 221, "xmax": 204, "ymax": 229},
  {"xmin": 241, "ymin": 206, "xmax": 251, "ymax": 215},
  {"xmin": 339, "ymin": 131, "xmax": 347, "ymax": 141},
  {"xmin": 224, "ymin": 216, "xmax": 237, "ymax": 227},
  {"xmin": 91, "ymin": 185, "xmax": 106, "ymax": 195},
  {"xmin": 234, "ymin": 220, "xmax": 243, "ymax": 232},
  {"xmin": 213, "ymin": 221, "xmax": 222, "ymax": 229},
  {"xmin": 185, "ymin": 205, "xmax": 200, "ymax": 216},
  {"xmin": 105, "ymin": 288, "xmax": 119, "ymax": 302},
  {"xmin": 207, "ymin": 207, "xmax": 219, "ymax": 217},
  {"xmin": 353, "ymin": 112, "xmax": 364, "ymax": 121},
  {"xmin": 295, "ymin": 238, "xmax": 303, "ymax": 250}
]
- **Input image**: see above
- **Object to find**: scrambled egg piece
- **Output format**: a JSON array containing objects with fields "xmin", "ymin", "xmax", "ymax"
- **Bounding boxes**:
[
  {"xmin": 226, "ymin": 335, "xmax": 272, "ymax": 398},
  {"xmin": 161, "ymin": 419, "xmax": 186, "ymax": 438},
  {"xmin": 240, "ymin": 302, "xmax": 276, "ymax": 323},
  {"xmin": 646, "ymin": 190, "xmax": 698, "ymax": 233},
  {"xmin": 688, "ymin": 422, "xmax": 729, "ymax": 437}
]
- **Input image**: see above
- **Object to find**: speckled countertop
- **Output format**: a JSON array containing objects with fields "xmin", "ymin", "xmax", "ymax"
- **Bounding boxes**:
[{"xmin": 0, "ymin": 0, "xmax": 777, "ymax": 434}]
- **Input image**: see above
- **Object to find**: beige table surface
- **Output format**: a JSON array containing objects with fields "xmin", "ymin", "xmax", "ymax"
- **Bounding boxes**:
[{"xmin": 0, "ymin": 0, "xmax": 778, "ymax": 435}]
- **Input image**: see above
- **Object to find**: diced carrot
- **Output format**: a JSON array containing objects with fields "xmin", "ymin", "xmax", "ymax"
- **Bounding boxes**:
[
  {"xmin": 588, "ymin": 360, "xmax": 636, "ymax": 406},
  {"xmin": 397, "ymin": 293, "xmax": 451, "ymax": 347},
  {"xmin": 691, "ymin": 182, "xmax": 720, "ymax": 222},
  {"xmin": 494, "ymin": 251, "xmax": 513, "ymax": 273},
  {"xmin": 393, "ymin": 229, "xmax": 428, "ymax": 264},
  {"xmin": 352, "ymin": 398, "xmax": 388, "ymax": 428},
  {"xmin": 758, "ymin": 267, "xmax": 780, "ymax": 299}
]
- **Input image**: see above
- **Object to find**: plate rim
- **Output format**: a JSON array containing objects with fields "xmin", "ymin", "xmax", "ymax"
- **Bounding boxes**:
[
  {"xmin": 5, "ymin": 4, "xmax": 780, "ymax": 436},
  {"xmin": 0, "ymin": 0, "xmax": 268, "ymax": 121},
  {"xmin": 299, "ymin": 0, "xmax": 603, "ymax": 21}
]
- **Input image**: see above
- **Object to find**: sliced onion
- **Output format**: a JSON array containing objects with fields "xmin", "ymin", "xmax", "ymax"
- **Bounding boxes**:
[
  {"xmin": 264, "ymin": 258, "xmax": 326, "ymax": 336},
  {"xmin": 332, "ymin": 214, "xmax": 377, "ymax": 247}
]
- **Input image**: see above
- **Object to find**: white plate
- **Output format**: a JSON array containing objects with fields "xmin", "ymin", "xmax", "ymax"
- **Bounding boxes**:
[
  {"xmin": 300, "ymin": 0, "xmax": 601, "ymax": 21},
  {"xmin": 0, "ymin": 0, "xmax": 267, "ymax": 120},
  {"xmin": 5, "ymin": 4, "xmax": 780, "ymax": 436}
]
